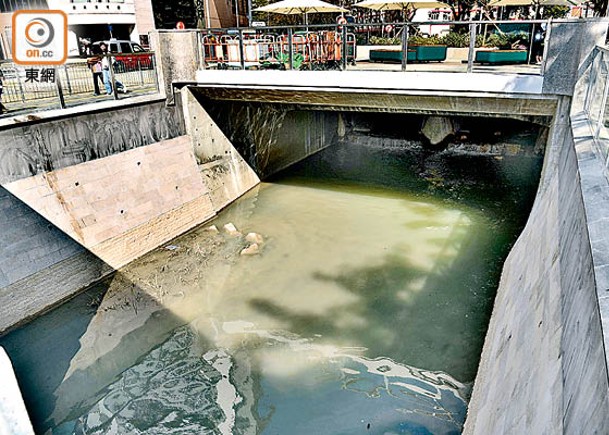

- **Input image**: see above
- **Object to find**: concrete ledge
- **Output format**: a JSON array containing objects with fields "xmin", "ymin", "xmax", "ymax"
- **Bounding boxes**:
[
  {"xmin": 195, "ymin": 70, "xmax": 545, "ymax": 95},
  {"xmin": 0, "ymin": 93, "xmax": 165, "ymax": 131},
  {"xmin": 0, "ymin": 347, "xmax": 34, "ymax": 434}
]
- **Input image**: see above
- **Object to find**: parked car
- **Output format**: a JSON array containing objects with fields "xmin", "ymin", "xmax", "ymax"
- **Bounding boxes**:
[{"xmin": 92, "ymin": 39, "xmax": 153, "ymax": 72}]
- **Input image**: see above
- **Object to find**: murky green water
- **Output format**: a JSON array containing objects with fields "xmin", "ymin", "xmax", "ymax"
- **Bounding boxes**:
[{"xmin": 0, "ymin": 142, "xmax": 541, "ymax": 435}]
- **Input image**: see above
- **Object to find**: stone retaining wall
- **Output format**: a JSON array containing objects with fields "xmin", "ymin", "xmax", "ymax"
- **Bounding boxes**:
[{"xmin": 463, "ymin": 97, "xmax": 609, "ymax": 433}]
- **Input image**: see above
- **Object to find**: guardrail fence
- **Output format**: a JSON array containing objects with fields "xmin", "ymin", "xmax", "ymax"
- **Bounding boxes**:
[
  {"xmin": 195, "ymin": 20, "xmax": 556, "ymax": 74},
  {"xmin": 0, "ymin": 52, "xmax": 159, "ymax": 118}
]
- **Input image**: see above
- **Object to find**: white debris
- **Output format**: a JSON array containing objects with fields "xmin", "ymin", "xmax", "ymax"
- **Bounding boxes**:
[
  {"xmin": 223, "ymin": 223, "xmax": 241, "ymax": 237},
  {"xmin": 245, "ymin": 232, "xmax": 264, "ymax": 245},
  {"xmin": 240, "ymin": 244, "xmax": 260, "ymax": 256}
]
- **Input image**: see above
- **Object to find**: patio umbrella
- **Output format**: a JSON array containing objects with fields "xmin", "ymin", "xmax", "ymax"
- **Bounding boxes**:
[
  {"xmin": 254, "ymin": 0, "xmax": 348, "ymax": 25},
  {"xmin": 353, "ymin": 0, "xmax": 451, "ymax": 20}
]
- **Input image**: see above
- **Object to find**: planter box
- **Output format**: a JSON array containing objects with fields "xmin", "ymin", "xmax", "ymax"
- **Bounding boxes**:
[
  {"xmin": 370, "ymin": 49, "xmax": 416, "ymax": 63},
  {"xmin": 412, "ymin": 45, "xmax": 447, "ymax": 62},
  {"xmin": 475, "ymin": 50, "xmax": 528, "ymax": 64},
  {"xmin": 357, "ymin": 45, "xmax": 400, "ymax": 61}
]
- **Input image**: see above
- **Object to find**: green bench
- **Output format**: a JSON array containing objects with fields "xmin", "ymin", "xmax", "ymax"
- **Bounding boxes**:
[
  {"xmin": 370, "ymin": 49, "xmax": 416, "ymax": 63},
  {"xmin": 475, "ymin": 50, "xmax": 528, "ymax": 65}
]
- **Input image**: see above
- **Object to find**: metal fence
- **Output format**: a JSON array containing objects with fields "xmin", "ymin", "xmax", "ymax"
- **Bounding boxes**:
[
  {"xmin": 195, "ymin": 19, "xmax": 560, "ymax": 74},
  {"xmin": 0, "ymin": 53, "xmax": 159, "ymax": 117}
]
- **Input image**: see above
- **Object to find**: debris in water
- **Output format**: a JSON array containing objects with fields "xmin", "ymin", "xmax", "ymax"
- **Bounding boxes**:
[
  {"xmin": 245, "ymin": 232, "xmax": 264, "ymax": 245},
  {"xmin": 240, "ymin": 243, "xmax": 260, "ymax": 256},
  {"xmin": 164, "ymin": 245, "xmax": 180, "ymax": 251},
  {"xmin": 205, "ymin": 225, "xmax": 220, "ymax": 233},
  {"xmin": 223, "ymin": 223, "xmax": 241, "ymax": 237}
]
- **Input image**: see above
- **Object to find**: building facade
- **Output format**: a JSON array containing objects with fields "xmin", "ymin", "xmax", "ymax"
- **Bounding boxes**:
[{"xmin": 0, "ymin": 0, "xmax": 155, "ymax": 59}]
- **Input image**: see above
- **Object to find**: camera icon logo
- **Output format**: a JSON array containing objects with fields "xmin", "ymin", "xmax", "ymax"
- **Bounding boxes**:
[{"xmin": 12, "ymin": 10, "xmax": 68, "ymax": 65}]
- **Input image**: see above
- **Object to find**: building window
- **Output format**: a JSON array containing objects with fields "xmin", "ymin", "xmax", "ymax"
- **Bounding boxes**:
[{"xmin": 0, "ymin": 0, "xmax": 49, "ymax": 13}]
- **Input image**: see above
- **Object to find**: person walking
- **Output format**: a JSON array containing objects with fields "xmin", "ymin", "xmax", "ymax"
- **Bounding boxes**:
[
  {"xmin": 87, "ymin": 47, "xmax": 104, "ymax": 96},
  {"xmin": 100, "ymin": 43, "xmax": 114, "ymax": 95},
  {"xmin": 100, "ymin": 43, "xmax": 127, "ymax": 95}
]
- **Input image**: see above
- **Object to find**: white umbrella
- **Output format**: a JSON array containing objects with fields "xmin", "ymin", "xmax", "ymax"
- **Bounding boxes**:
[
  {"xmin": 254, "ymin": 0, "xmax": 348, "ymax": 24},
  {"xmin": 353, "ymin": 0, "xmax": 450, "ymax": 20}
]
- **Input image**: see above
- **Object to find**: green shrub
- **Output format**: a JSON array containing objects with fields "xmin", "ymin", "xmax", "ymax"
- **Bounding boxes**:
[
  {"xmin": 369, "ymin": 36, "xmax": 400, "ymax": 45},
  {"xmin": 440, "ymin": 32, "xmax": 470, "ymax": 48},
  {"xmin": 409, "ymin": 35, "xmax": 443, "ymax": 46}
]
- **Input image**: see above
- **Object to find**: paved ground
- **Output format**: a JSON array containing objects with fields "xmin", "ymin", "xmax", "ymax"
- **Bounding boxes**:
[{"xmin": 348, "ymin": 60, "xmax": 542, "ymax": 75}]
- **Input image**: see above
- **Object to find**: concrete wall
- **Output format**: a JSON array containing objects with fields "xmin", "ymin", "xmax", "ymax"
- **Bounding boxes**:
[
  {"xmin": 0, "ymin": 347, "xmax": 34, "ymax": 435},
  {"xmin": 0, "ymin": 95, "xmax": 259, "ymax": 333},
  {"xmin": 191, "ymin": 91, "xmax": 340, "ymax": 179},
  {"xmin": 542, "ymin": 20, "xmax": 608, "ymax": 96},
  {"xmin": 4, "ymin": 136, "xmax": 217, "ymax": 270},
  {"xmin": 0, "ymin": 187, "xmax": 111, "ymax": 333},
  {"xmin": 0, "ymin": 101, "xmax": 183, "ymax": 185},
  {"xmin": 150, "ymin": 31, "xmax": 200, "ymax": 103},
  {"xmin": 464, "ymin": 97, "xmax": 609, "ymax": 433}
]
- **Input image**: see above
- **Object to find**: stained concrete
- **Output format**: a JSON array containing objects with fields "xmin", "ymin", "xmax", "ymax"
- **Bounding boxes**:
[
  {"xmin": 150, "ymin": 31, "xmax": 200, "ymax": 103},
  {"xmin": 0, "ymin": 101, "xmax": 184, "ymax": 186},
  {"xmin": 573, "ymin": 112, "xmax": 609, "ymax": 373},
  {"xmin": 542, "ymin": 20, "xmax": 609, "ymax": 96},
  {"xmin": 0, "ymin": 347, "xmax": 34, "ymax": 434},
  {"xmin": 0, "ymin": 187, "xmax": 111, "ymax": 333},
  {"xmin": 464, "ymin": 96, "xmax": 609, "ymax": 433},
  {"xmin": 0, "ymin": 90, "xmax": 261, "ymax": 332}
]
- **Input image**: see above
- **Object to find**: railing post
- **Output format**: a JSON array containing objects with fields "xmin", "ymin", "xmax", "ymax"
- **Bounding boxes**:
[
  {"xmin": 238, "ymin": 28, "xmax": 246, "ymax": 70},
  {"xmin": 401, "ymin": 23, "xmax": 408, "ymax": 72},
  {"xmin": 540, "ymin": 19, "xmax": 552, "ymax": 76},
  {"xmin": 198, "ymin": 31, "xmax": 207, "ymax": 70},
  {"xmin": 108, "ymin": 54, "xmax": 119, "ymax": 100},
  {"xmin": 288, "ymin": 27, "xmax": 294, "ymax": 70},
  {"xmin": 137, "ymin": 57, "xmax": 145, "ymax": 86},
  {"xmin": 527, "ymin": 23, "xmax": 536, "ymax": 65},
  {"xmin": 63, "ymin": 65, "xmax": 72, "ymax": 95},
  {"xmin": 55, "ymin": 67, "xmax": 66, "ymax": 109},
  {"xmin": 467, "ymin": 22, "xmax": 476, "ymax": 73},
  {"xmin": 584, "ymin": 53, "xmax": 599, "ymax": 114},
  {"xmin": 596, "ymin": 60, "xmax": 609, "ymax": 138},
  {"xmin": 15, "ymin": 68, "xmax": 26, "ymax": 103},
  {"xmin": 341, "ymin": 25, "xmax": 348, "ymax": 71},
  {"xmin": 152, "ymin": 53, "xmax": 160, "ymax": 93}
]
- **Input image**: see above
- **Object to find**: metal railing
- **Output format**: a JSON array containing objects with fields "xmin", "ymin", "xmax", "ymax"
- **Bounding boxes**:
[
  {"xmin": 0, "ymin": 52, "xmax": 160, "ymax": 118},
  {"xmin": 194, "ymin": 19, "xmax": 566, "ymax": 75},
  {"xmin": 582, "ymin": 46, "xmax": 609, "ymax": 144}
]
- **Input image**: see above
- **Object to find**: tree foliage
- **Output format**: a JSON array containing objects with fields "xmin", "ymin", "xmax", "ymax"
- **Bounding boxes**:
[{"xmin": 151, "ymin": 0, "xmax": 205, "ymax": 29}]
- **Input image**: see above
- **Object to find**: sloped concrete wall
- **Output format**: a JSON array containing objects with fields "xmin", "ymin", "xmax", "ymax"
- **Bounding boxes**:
[
  {"xmin": 0, "ymin": 188, "xmax": 111, "ymax": 333},
  {"xmin": 4, "ymin": 136, "xmax": 217, "ymax": 270},
  {"xmin": 464, "ymin": 98, "xmax": 609, "ymax": 433},
  {"xmin": 0, "ymin": 96, "xmax": 259, "ymax": 333}
]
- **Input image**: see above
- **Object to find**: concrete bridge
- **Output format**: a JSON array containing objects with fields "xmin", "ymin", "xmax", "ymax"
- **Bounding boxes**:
[{"xmin": 1, "ymin": 19, "xmax": 609, "ymax": 435}]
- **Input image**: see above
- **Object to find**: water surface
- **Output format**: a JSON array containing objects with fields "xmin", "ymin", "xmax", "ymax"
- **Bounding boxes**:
[{"xmin": 0, "ymin": 142, "xmax": 541, "ymax": 434}]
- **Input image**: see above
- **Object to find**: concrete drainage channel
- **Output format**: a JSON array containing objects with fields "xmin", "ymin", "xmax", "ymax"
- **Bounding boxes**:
[{"xmin": 2, "ymin": 25, "xmax": 609, "ymax": 432}]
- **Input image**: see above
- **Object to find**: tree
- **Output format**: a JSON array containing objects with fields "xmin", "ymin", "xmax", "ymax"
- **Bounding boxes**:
[
  {"xmin": 443, "ymin": 0, "xmax": 478, "ymax": 21},
  {"xmin": 151, "ymin": 0, "xmax": 201, "ymax": 29},
  {"xmin": 589, "ymin": 0, "xmax": 609, "ymax": 16}
]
